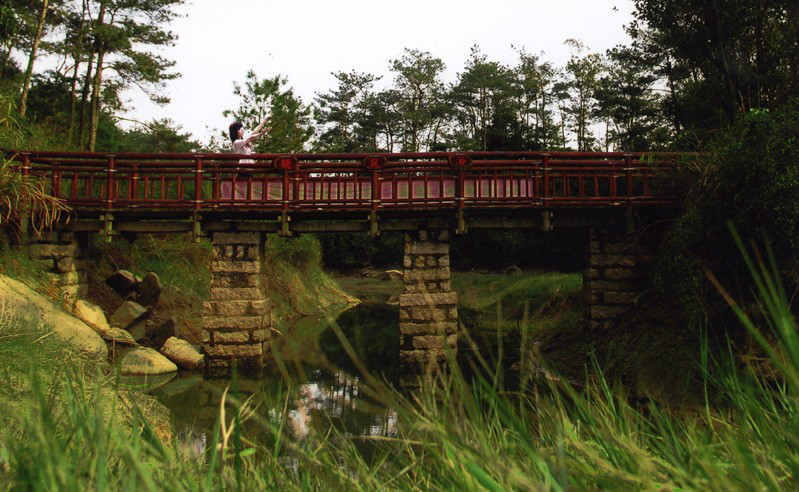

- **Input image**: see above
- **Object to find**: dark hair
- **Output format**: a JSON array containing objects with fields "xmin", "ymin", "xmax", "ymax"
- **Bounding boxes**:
[{"xmin": 228, "ymin": 122, "xmax": 243, "ymax": 143}]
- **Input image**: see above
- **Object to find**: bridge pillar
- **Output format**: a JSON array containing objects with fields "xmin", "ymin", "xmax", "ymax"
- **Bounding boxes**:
[
  {"xmin": 202, "ymin": 232, "xmax": 270, "ymax": 372},
  {"xmin": 399, "ymin": 228, "xmax": 458, "ymax": 376},
  {"xmin": 584, "ymin": 227, "xmax": 654, "ymax": 331},
  {"xmin": 30, "ymin": 231, "xmax": 89, "ymax": 304}
]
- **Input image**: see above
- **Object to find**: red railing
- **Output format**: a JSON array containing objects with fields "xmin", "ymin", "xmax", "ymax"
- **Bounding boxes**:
[{"xmin": 4, "ymin": 150, "xmax": 679, "ymax": 214}]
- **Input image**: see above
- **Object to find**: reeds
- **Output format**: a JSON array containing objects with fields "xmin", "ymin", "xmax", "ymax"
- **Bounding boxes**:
[{"xmin": 1, "ymin": 235, "xmax": 798, "ymax": 491}]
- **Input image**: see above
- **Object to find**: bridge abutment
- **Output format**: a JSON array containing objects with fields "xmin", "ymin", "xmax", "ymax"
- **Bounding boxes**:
[
  {"xmin": 30, "ymin": 231, "xmax": 89, "ymax": 304},
  {"xmin": 202, "ymin": 232, "xmax": 270, "ymax": 372},
  {"xmin": 399, "ymin": 228, "xmax": 458, "ymax": 376},
  {"xmin": 584, "ymin": 227, "xmax": 654, "ymax": 331}
]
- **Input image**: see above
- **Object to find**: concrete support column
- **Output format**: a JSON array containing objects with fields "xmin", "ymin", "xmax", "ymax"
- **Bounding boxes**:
[
  {"xmin": 31, "ymin": 230, "xmax": 88, "ymax": 303},
  {"xmin": 399, "ymin": 228, "xmax": 458, "ymax": 373},
  {"xmin": 202, "ymin": 232, "xmax": 270, "ymax": 372},
  {"xmin": 584, "ymin": 227, "xmax": 653, "ymax": 331}
]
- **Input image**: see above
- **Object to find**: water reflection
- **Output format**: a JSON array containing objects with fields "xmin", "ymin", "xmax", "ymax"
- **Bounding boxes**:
[{"xmin": 143, "ymin": 301, "xmax": 401, "ymax": 451}]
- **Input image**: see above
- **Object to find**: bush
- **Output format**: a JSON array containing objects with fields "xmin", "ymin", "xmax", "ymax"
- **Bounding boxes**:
[
  {"xmin": 656, "ymin": 100, "xmax": 799, "ymax": 319},
  {"xmin": 265, "ymin": 234, "xmax": 322, "ymax": 273}
]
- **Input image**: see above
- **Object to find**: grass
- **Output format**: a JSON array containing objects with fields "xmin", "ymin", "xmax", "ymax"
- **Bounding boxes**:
[{"xmin": 1, "ymin": 239, "xmax": 798, "ymax": 490}]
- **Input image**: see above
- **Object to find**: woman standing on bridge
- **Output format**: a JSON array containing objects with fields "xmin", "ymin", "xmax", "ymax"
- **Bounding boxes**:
[{"xmin": 223, "ymin": 116, "xmax": 271, "ymax": 200}]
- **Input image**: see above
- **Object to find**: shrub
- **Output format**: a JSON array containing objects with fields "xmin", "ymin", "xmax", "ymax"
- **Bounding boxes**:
[{"xmin": 656, "ymin": 99, "xmax": 799, "ymax": 319}]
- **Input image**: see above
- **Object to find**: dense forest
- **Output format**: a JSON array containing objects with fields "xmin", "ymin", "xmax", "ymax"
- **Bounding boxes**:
[{"xmin": 2, "ymin": 0, "xmax": 796, "ymax": 155}]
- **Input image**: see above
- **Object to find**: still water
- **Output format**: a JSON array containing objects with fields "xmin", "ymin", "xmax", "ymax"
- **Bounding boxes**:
[{"xmin": 131, "ymin": 300, "xmax": 403, "ymax": 447}]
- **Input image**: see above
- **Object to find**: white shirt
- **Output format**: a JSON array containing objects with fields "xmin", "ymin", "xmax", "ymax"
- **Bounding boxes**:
[{"xmin": 233, "ymin": 138, "xmax": 255, "ymax": 164}]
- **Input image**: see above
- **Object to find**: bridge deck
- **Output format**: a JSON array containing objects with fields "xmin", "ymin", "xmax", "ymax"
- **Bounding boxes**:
[{"xmin": 8, "ymin": 150, "xmax": 679, "ymax": 218}]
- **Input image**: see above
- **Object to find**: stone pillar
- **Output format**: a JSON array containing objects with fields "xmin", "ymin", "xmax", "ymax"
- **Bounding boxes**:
[
  {"xmin": 31, "ymin": 230, "xmax": 88, "ymax": 303},
  {"xmin": 399, "ymin": 228, "xmax": 458, "ymax": 374},
  {"xmin": 584, "ymin": 227, "xmax": 653, "ymax": 331},
  {"xmin": 202, "ymin": 232, "xmax": 270, "ymax": 372}
]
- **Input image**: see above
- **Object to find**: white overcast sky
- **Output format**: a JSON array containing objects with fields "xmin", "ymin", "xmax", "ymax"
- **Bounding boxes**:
[{"xmin": 36, "ymin": 0, "xmax": 637, "ymax": 142}]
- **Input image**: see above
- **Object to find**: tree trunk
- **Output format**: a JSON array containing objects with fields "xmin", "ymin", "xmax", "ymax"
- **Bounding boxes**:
[
  {"xmin": 19, "ymin": 0, "xmax": 50, "ymax": 117},
  {"xmin": 87, "ymin": 46, "xmax": 106, "ymax": 151},
  {"xmin": 87, "ymin": 1, "xmax": 107, "ymax": 151},
  {"xmin": 68, "ymin": 0, "xmax": 89, "ymax": 144},
  {"xmin": 77, "ymin": 50, "xmax": 95, "ymax": 148}
]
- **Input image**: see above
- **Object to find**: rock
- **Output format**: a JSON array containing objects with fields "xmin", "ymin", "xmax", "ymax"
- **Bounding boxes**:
[
  {"xmin": 384, "ymin": 269, "xmax": 403, "ymax": 281},
  {"xmin": 160, "ymin": 337, "xmax": 204, "ymax": 370},
  {"xmin": 72, "ymin": 300, "xmax": 111, "ymax": 335},
  {"xmin": 101, "ymin": 327, "xmax": 137, "ymax": 346},
  {"xmin": 136, "ymin": 272, "xmax": 162, "ymax": 307},
  {"xmin": 117, "ymin": 347, "xmax": 177, "ymax": 375},
  {"xmin": 127, "ymin": 320, "xmax": 148, "ymax": 341},
  {"xmin": 149, "ymin": 317, "xmax": 177, "ymax": 349},
  {"xmin": 0, "ymin": 275, "xmax": 107, "ymax": 358},
  {"xmin": 109, "ymin": 301, "xmax": 149, "ymax": 329},
  {"xmin": 55, "ymin": 256, "xmax": 75, "ymax": 274},
  {"xmin": 106, "ymin": 270, "xmax": 140, "ymax": 296}
]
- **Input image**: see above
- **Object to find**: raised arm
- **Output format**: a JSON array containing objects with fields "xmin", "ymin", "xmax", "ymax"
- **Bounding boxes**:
[{"xmin": 244, "ymin": 115, "xmax": 271, "ymax": 145}]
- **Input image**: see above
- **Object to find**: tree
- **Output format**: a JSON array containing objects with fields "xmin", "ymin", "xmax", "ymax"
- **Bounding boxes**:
[
  {"xmin": 449, "ymin": 46, "xmax": 516, "ymax": 151},
  {"xmin": 563, "ymin": 40, "xmax": 603, "ymax": 151},
  {"xmin": 18, "ymin": 0, "xmax": 48, "ymax": 117},
  {"xmin": 594, "ymin": 45, "xmax": 666, "ymax": 151},
  {"xmin": 223, "ymin": 70, "xmax": 313, "ymax": 153},
  {"xmin": 85, "ymin": 0, "xmax": 184, "ymax": 150},
  {"xmin": 117, "ymin": 118, "xmax": 197, "ymax": 152},
  {"xmin": 390, "ymin": 48, "xmax": 445, "ymax": 152},
  {"xmin": 512, "ymin": 47, "xmax": 563, "ymax": 150},
  {"xmin": 314, "ymin": 70, "xmax": 378, "ymax": 152},
  {"xmin": 630, "ymin": 0, "xmax": 799, "ymax": 143}
]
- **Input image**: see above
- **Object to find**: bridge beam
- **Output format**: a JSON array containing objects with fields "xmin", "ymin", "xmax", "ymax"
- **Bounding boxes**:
[
  {"xmin": 584, "ymin": 226, "xmax": 654, "ymax": 331},
  {"xmin": 202, "ymin": 232, "xmax": 270, "ymax": 373},
  {"xmin": 399, "ymin": 228, "xmax": 458, "ymax": 379}
]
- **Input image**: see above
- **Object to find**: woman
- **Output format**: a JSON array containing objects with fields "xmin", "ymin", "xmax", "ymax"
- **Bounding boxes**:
[{"xmin": 223, "ymin": 116, "xmax": 270, "ymax": 200}]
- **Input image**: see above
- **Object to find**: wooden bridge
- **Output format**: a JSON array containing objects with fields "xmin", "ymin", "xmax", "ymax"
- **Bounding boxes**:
[{"xmin": 6, "ymin": 149, "xmax": 680, "ymax": 375}]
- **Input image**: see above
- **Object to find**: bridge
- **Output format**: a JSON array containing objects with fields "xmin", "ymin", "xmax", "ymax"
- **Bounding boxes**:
[{"xmin": 6, "ymin": 149, "xmax": 679, "ymax": 374}]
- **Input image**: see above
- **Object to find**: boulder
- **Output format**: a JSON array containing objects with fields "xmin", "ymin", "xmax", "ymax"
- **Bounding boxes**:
[
  {"xmin": 101, "ymin": 327, "xmax": 137, "ymax": 346},
  {"xmin": 106, "ymin": 270, "xmax": 140, "ymax": 296},
  {"xmin": 160, "ymin": 337, "xmax": 204, "ymax": 370},
  {"xmin": 136, "ymin": 272, "xmax": 162, "ymax": 307},
  {"xmin": 109, "ymin": 301, "xmax": 149, "ymax": 329},
  {"xmin": 72, "ymin": 300, "xmax": 111, "ymax": 335},
  {"xmin": 149, "ymin": 316, "xmax": 177, "ymax": 349},
  {"xmin": 0, "ymin": 275, "xmax": 107, "ymax": 358},
  {"xmin": 127, "ymin": 320, "xmax": 148, "ymax": 341},
  {"xmin": 117, "ymin": 347, "xmax": 177, "ymax": 375}
]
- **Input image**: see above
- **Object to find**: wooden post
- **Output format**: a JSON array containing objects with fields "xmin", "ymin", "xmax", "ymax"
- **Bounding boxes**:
[{"xmin": 103, "ymin": 155, "xmax": 115, "ymax": 242}]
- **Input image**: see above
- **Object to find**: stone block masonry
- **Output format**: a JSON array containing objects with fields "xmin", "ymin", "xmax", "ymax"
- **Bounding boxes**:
[
  {"xmin": 584, "ymin": 227, "xmax": 655, "ymax": 331},
  {"xmin": 399, "ymin": 229, "xmax": 458, "ymax": 373},
  {"xmin": 202, "ymin": 232, "xmax": 270, "ymax": 371},
  {"xmin": 31, "ymin": 231, "xmax": 88, "ymax": 303}
]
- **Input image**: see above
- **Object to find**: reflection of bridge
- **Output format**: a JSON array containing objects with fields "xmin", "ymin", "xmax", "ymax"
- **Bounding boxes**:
[{"xmin": 7, "ymin": 150, "xmax": 680, "ymax": 374}]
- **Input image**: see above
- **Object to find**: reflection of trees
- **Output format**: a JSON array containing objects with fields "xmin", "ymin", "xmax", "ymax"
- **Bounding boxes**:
[{"xmin": 320, "ymin": 303, "xmax": 400, "ymax": 382}]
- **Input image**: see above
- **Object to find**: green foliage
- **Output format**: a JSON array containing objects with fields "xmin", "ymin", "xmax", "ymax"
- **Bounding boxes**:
[
  {"xmin": 0, "ymin": 0, "xmax": 16, "ymax": 41},
  {"xmin": 655, "ymin": 99, "xmax": 799, "ymax": 318},
  {"xmin": 0, "ymin": 94, "xmax": 70, "ymax": 236},
  {"xmin": 83, "ymin": 234, "xmax": 211, "ymax": 330},
  {"xmin": 265, "ymin": 234, "xmax": 322, "ymax": 274},
  {"xmin": 2, "ymin": 256, "xmax": 799, "ymax": 491},
  {"xmin": 222, "ymin": 71, "xmax": 313, "ymax": 153},
  {"xmin": 630, "ymin": 0, "xmax": 799, "ymax": 143},
  {"xmin": 117, "ymin": 118, "xmax": 199, "ymax": 153}
]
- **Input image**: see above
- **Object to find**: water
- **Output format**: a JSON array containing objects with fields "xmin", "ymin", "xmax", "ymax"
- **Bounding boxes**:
[{"xmin": 133, "ymin": 299, "xmax": 403, "ymax": 451}]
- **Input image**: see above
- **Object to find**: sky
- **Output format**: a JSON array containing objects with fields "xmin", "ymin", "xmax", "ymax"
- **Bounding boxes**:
[{"xmin": 79, "ymin": 0, "xmax": 637, "ymax": 142}]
